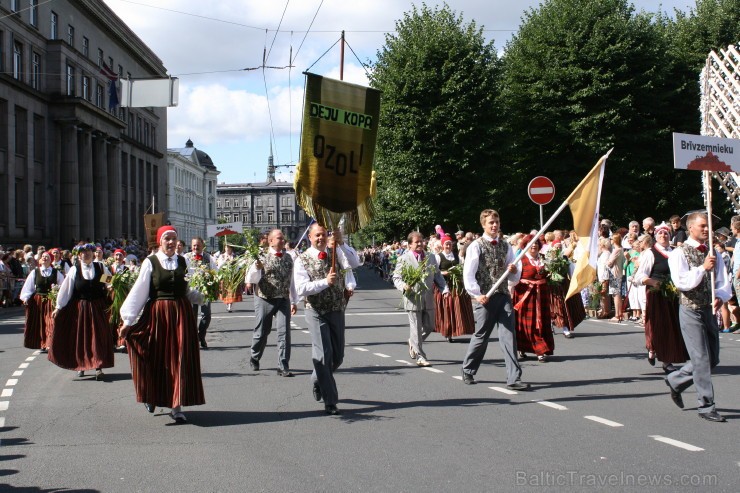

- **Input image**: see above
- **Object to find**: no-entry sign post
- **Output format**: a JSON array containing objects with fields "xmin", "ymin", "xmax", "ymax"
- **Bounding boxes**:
[{"xmin": 528, "ymin": 176, "xmax": 556, "ymax": 230}]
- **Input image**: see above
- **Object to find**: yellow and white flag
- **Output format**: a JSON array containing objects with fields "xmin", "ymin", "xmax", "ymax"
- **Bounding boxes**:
[{"xmin": 565, "ymin": 149, "xmax": 613, "ymax": 300}]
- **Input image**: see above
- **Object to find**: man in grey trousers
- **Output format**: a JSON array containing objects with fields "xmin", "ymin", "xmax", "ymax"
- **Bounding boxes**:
[
  {"xmin": 246, "ymin": 229, "xmax": 298, "ymax": 376},
  {"xmin": 461, "ymin": 209, "xmax": 528, "ymax": 390},
  {"xmin": 666, "ymin": 212, "xmax": 730, "ymax": 422}
]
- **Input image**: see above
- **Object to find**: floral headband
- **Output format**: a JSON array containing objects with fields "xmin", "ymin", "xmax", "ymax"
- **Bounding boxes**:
[{"xmin": 72, "ymin": 243, "xmax": 96, "ymax": 255}]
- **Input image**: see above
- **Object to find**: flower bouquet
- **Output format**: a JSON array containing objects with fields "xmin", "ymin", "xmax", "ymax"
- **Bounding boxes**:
[
  {"xmin": 43, "ymin": 284, "xmax": 60, "ymax": 308},
  {"xmin": 188, "ymin": 261, "xmax": 220, "ymax": 303},
  {"xmin": 446, "ymin": 264, "xmax": 466, "ymax": 295},
  {"xmin": 649, "ymin": 278, "xmax": 678, "ymax": 300},
  {"xmin": 543, "ymin": 248, "xmax": 570, "ymax": 286},
  {"xmin": 108, "ymin": 266, "xmax": 139, "ymax": 326},
  {"xmin": 217, "ymin": 255, "xmax": 250, "ymax": 302},
  {"xmin": 399, "ymin": 257, "xmax": 431, "ymax": 305}
]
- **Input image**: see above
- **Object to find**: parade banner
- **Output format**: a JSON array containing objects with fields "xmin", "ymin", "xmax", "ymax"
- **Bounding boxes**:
[
  {"xmin": 144, "ymin": 213, "xmax": 165, "ymax": 249},
  {"xmin": 207, "ymin": 222, "xmax": 244, "ymax": 238},
  {"xmin": 673, "ymin": 133, "xmax": 740, "ymax": 172},
  {"xmin": 294, "ymin": 73, "xmax": 381, "ymax": 232}
]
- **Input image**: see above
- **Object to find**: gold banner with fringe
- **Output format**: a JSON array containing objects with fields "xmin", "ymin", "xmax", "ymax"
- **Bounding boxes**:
[{"xmin": 294, "ymin": 73, "xmax": 381, "ymax": 232}]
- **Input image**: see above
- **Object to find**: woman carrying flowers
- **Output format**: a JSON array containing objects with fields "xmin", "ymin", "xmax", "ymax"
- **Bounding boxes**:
[{"xmin": 20, "ymin": 250, "xmax": 63, "ymax": 352}]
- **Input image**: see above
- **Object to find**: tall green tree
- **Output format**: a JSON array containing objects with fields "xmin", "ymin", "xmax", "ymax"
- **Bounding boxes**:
[
  {"xmin": 365, "ymin": 4, "xmax": 501, "ymax": 239},
  {"xmin": 499, "ymin": 0, "xmax": 698, "ymax": 229}
]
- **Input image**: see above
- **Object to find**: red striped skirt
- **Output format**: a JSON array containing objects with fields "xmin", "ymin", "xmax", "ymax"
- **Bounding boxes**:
[
  {"xmin": 434, "ymin": 286, "xmax": 474, "ymax": 337},
  {"xmin": 514, "ymin": 282, "xmax": 554, "ymax": 356},
  {"xmin": 23, "ymin": 293, "xmax": 54, "ymax": 349},
  {"xmin": 48, "ymin": 298, "xmax": 115, "ymax": 371},
  {"xmin": 549, "ymin": 281, "xmax": 586, "ymax": 332},
  {"xmin": 125, "ymin": 297, "xmax": 205, "ymax": 408},
  {"xmin": 644, "ymin": 291, "xmax": 688, "ymax": 363}
]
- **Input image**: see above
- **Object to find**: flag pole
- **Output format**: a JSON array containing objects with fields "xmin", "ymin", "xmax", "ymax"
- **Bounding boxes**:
[
  {"xmin": 705, "ymin": 170, "xmax": 716, "ymax": 309},
  {"xmin": 485, "ymin": 149, "xmax": 612, "ymax": 297}
]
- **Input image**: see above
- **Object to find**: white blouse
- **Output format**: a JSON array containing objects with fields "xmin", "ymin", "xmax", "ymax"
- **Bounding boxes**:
[
  {"xmin": 20, "ymin": 267, "xmax": 65, "ymax": 302},
  {"xmin": 56, "ymin": 262, "xmax": 111, "ymax": 309}
]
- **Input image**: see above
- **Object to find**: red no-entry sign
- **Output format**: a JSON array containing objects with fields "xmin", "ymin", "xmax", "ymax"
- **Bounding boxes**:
[{"xmin": 528, "ymin": 176, "xmax": 555, "ymax": 205}]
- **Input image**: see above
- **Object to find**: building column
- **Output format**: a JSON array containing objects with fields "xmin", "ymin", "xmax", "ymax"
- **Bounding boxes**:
[
  {"xmin": 59, "ymin": 122, "xmax": 80, "ymax": 243},
  {"xmin": 92, "ymin": 132, "xmax": 109, "ymax": 239},
  {"xmin": 107, "ymin": 139, "xmax": 122, "ymax": 238},
  {"xmin": 78, "ymin": 128, "xmax": 94, "ymax": 241}
]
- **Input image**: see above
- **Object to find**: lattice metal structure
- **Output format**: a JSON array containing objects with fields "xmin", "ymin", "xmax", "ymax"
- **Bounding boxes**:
[{"xmin": 701, "ymin": 44, "xmax": 740, "ymax": 213}]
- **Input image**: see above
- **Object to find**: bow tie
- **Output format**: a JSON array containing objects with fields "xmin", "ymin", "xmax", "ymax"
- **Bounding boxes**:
[
  {"xmin": 193, "ymin": 254, "xmax": 203, "ymax": 261},
  {"xmin": 490, "ymin": 239, "xmax": 498, "ymax": 246},
  {"xmin": 697, "ymin": 244, "xmax": 707, "ymax": 253},
  {"xmin": 318, "ymin": 251, "xmax": 328, "ymax": 260},
  {"xmin": 274, "ymin": 252, "xmax": 283, "ymax": 258}
]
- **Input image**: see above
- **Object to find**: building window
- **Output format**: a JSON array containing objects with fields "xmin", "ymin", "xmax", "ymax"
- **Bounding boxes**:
[
  {"xmin": 256, "ymin": 212, "xmax": 263, "ymax": 223},
  {"xmin": 10, "ymin": 0, "xmax": 18, "ymax": 12},
  {"xmin": 50, "ymin": 11, "xmax": 58, "ymax": 39},
  {"xmin": 0, "ymin": 31, "xmax": 4, "ymax": 72},
  {"xmin": 30, "ymin": 0, "xmax": 38, "ymax": 27},
  {"xmin": 13, "ymin": 41, "xmax": 23, "ymax": 80},
  {"xmin": 267, "ymin": 212, "xmax": 274, "ymax": 223},
  {"xmin": 224, "ymin": 214, "xmax": 230, "ymax": 222},
  {"xmin": 14, "ymin": 106, "xmax": 27, "ymax": 156},
  {"xmin": 151, "ymin": 126, "xmax": 156, "ymax": 149},
  {"xmin": 65, "ymin": 64, "xmax": 75, "ymax": 96},
  {"xmin": 31, "ymin": 52, "xmax": 40, "ymax": 89},
  {"xmin": 225, "ymin": 199, "xmax": 230, "ymax": 208},
  {"xmin": 118, "ymin": 64, "xmax": 123, "ymax": 78},
  {"xmin": 96, "ymin": 83, "xmax": 103, "ymax": 107},
  {"xmin": 82, "ymin": 36, "xmax": 89, "ymax": 57},
  {"xmin": 136, "ymin": 116, "xmax": 141, "ymax": 141},
  {"xmin": 97, "ymin": 48, "xmax": 103, "ymax": 68},
  {"xmin": 281, "ymin": 212, "xmax": 291, "ymax": 222},
  {"xmin": 67, "ymin": 25, "xmax": 74, "ymax": 47},
  {"xmin": 82, "ymin": 76, "xmax": 90, "ymax": 100},
  {"xmin": 144, "ymin": 121, "xmax": 149, "ymax": 146},
  {"xmin": 108, "ymin": 56, "xmax": 113, "ymax": 69},
  {"xmin": 244, "ymin": 198, "xmax": 249, "ymax": 207},
  {"xmin": 256, "ymin": 197, "xmax": 262, "ymax": 207},
  {"xmin": 217, "ymin": 200, "xmax": 221, "ymax": 208}
]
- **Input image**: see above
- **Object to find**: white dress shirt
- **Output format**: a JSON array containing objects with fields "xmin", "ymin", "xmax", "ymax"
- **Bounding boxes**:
[
  {"xmin": 245, "ymin": 247, "xmax": 298, "ymax": 304},
  {"xmin": 668, "ymin": 237, "xmax": 731, "ymax": 302},
  {"xmin": 462, "ymin": 235, "xmax": 521, "ymax": 297},
  {"xmin": 56, "ymin": 262, "xmax": 111, "ymax": 309},
  {"xmin": 119, "ymin": 251, "xmax": 203, "ymax": 326},
  {"xmin": 20, "ymin": 267, "xmax": 65, "ymax": 302},
  {"xmin": 293, "ymin": 245, "xmax": 356, "ymax": 299}
]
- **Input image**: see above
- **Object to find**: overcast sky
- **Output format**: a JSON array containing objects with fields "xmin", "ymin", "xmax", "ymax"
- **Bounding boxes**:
[{"xmin": 103, "ymin": 0, "xmax": 696, "ymax": 184}]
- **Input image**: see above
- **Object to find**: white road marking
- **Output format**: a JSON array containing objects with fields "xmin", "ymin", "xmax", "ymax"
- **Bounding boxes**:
[
  {"xmin": 423, "ymin": 367, "xmax": 444, "ymax": 374},
  {"xmin": 11, "ymin": 371, "xmax": 22, "ymax": 377},
  {"xmin": 211, "ymin": 315, "xmax": 256, "ymax": 319},
  {"xmin": 353, "ymin": 347, "xmax": 369, "ymax": 352},
  {"xmin": 1, "ymin": 389, "xmax": 12, "ymax": 397},
  {"xmin": 344, "ymin": 312, "xmax": 405, "ymax": 316},
  {"xmin": 452, "ymin": 376, "xmax": 463, "ymax": 380},
  {"xmin": 649, "ymin": 435, "xmax": 704, "ymax": 452},
  {"xmin": 395, "ymin": 360, "xmax": 413, "ymax": 365},
  {"xmin": 32, "ymin": 350, "xmax": 41, "ymax": 355},
  {"xmin": 373, "ymin": 353, "xmax": 391, "ymax": 358},
  {"xmin": 19, "ymin": 363, "xmax": 29, "ymax": 369},
  {"xmin": 584, "ymin": 416, "xmax": 624, "ymax": 427},
  {"xmin": 25, "ymin": 357, "xmax": 35, "ymax": 362},
  {"xmin": 0, "ymin": 416, "xmax": 4, "ymax": 428},
  {"xmin": 5, "ymin": 380, "xmax": 17, "ymax": 387},
  {"xmin": 533, "ymin": 400, "xmax": 568, "ymax": 410},
  {"xmin": 0, "ymin": 402, "xmax": 8, "ymax": 411},
  {"xmin": 489, "ymin": 386, "xmax": 518, "ymax": 395}
]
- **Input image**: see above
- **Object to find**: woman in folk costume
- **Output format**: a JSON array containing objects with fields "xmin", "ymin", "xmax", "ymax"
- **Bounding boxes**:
[
  {"xmin": 50, "ymin": 243, "xmax": 115, "ymax": 380},
  {"xmin": 513, "ymin": 235, "xmax": 554, "ymax": 362},
  {"xmin": 547, "ymin": 240, "xmax": 585, "ymax": 339},
  {"xmin": 119, "ymin": 226, "xmax": 205, "ymax": 424},
  {"xmin": 49, "ymin": 248, "xmax": 69, "ymax": 275},
  {"xmin": 434, "ymin": 235, "xmax": 474, "ymax": 342},
  {"xmin": 633, "ymin": 222, "xmax": 687, "ymax": 373},
  {"xmin": 20, "ymin": 251, "xmax": 64, "ymax": 352},
  {"xmin": 218, "ymin": 244, "xmax": 242, "ymax": 313}
]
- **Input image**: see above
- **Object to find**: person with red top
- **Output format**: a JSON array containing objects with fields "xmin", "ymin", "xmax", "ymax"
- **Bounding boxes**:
[
  {"xmin": 513, "ymin": 235, "xmax": 553, "ymax": 363},
  {"xmin": 119, "ymin": 226, "xmax": 205, "ymax": 424},
  {"xmin": 245, "ymin": 229, "xmax": 298, "ymax": 376}
]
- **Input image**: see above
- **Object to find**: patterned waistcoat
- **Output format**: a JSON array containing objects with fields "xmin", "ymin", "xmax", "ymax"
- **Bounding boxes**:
[
  {"xmin": 678, "ymin": 245, "xmax": 711, "ymax": 309},
  {"xmin": 256, "ymin": 254, "xmax": 293, "ymax": 300},
  {"xmin": 475, "ymin": 238, "xmax": 510, "ymax": 296},
  {"xmin": 299, "ymin": 250, "xmax": 345, "ymax": 315}
]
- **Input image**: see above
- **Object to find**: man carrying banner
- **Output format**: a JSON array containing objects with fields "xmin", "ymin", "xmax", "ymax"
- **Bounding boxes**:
[
  {"xmin": 666, "ymin": 212, "xmax": 730, "ymax": 422},
  {"xmin": 460, "ymin": 209, "xmax": 528, "ymax": 390},
  {"xmin": 293, "ymin": 223, "xmax": 361, "ymax": 415}
]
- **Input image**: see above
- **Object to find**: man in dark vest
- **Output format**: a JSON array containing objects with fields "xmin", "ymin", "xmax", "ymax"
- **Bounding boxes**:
[
  {"xmin": 666, "ymin": 212, "xmax": 730, "ymax": 422},
  {"xmin": 186, "ymin": 236, "xmax": 217, "ymax": 349},
  {"xmin": 460, "ymin": 209, "xmax": 528, "ymax": 390},
  {"xmin": 246, "ymin": 229, "xmax": 298, "ymax": 376},
  {"xmin": 293, "ymin": 224, "xmax": 362, "ymax": 415}
]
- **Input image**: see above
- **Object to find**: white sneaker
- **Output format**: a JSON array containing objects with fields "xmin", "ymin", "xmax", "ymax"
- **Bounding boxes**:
[{"xmin": 416, "ymin": 357, "xmax": 431, "ymax": 367}]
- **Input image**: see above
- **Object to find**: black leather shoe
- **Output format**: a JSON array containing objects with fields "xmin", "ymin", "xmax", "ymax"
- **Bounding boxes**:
[
  {"xmin": 95, "ymin": 369, "xmax": 105, "ymax": 381},
  {"xmin": 144, "ymin": 403, "xmax": 155, "ymax": 413},
  {"xmin": 249, "ymin": 357, "xmax": 259, "ymax": 371},
  {"xmin": 665, "ymin": 379, "xmax": 684, "ymax": 409},
  {"xmin": 662, "ymin": 364, "xmax": 678, "ymax": 375},
  {"xmin": 325, "ymin": 404, "xmax": 340, "ymax": 415},
  {"xmin": 698, "ymin": 411, "xmax": 726, "ymax": 422},
  {"xmin": 462, "ymin": 371, "xmax": 476, "ymax": 385},
  {"xmin": 200, "ymin": 338, "xmax": 208, "ymax": 349},
  {"xmin": 506, "ymin": 382, "xmax": 531, "ymax": 391},
  {"xmin": 312, "ymin": 383, "xmax": 322, "ymax": 402},
  {"xmin": 277, "ymin": 368, "xmax": 293, "ymax": 377},
  {"xmin": 648, "ymin": 351, "xmax": 656, "ymax": 367}
]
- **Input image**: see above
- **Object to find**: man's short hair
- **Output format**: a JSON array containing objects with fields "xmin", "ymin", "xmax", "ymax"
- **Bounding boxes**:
[
  {"xmin": 686, "ymin": 212, "xmax": 706, "ymax": 228},
  {"xmin": 191, "ymin": 236, "xmax": 205, "ymax": 245},
  {"xmin": 643, "ymin": 217, "xmax": 655, "ymax": 226},
  {"xmin": 629, "ymin": 220, "xmax": 639, "ymax": 228},
  {"xmin": 669, "ymin": 215, "xmax": 681, "ymax": 222},
  {"xmin": 407, "ymin": 231, "xmax": 424, "ymax": 243},
  {"xmin": 479, "ymin": 209, "xmax": 499, "ymax": 226}
]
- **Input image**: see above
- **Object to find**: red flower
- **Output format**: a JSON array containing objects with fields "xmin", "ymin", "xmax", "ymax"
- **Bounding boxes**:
[{"xmin": 318, "ymin": 251, "xmax": 328, "ymax": 260}]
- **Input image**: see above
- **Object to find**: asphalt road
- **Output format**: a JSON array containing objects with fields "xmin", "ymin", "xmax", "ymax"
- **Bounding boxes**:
[{"xmin": 0, "ymin": 267, "xmax": 738, "ymax": 492}]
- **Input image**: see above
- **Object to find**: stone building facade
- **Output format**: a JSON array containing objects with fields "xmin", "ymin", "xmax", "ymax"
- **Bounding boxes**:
[{"xmin": 0, "ymin": 0, "xmax": 168, "ymax": 247}]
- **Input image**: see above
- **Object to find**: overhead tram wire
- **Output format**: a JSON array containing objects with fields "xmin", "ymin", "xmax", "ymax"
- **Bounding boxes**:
[
  {"xmin": 265, "ymin": 0, "xmax": 290, "ymax": 65},
  {"xmin": 292, "ymin": 0, "xmax": 325, "ymax": 65},
  {"xmin": 344, "ymin": 39, "xmax": 373, "ymax": 80},
  {"xmin": 0, "ymin": 0, "xmax": 56, "ymax": 21}
]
